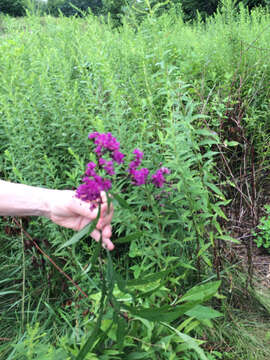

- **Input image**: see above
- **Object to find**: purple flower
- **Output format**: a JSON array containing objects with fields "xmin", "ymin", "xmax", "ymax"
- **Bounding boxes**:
[
  {"xmin": 161, "ymin": 167, "xmax": 170, "ymax": 175},
  {"xmin": 128, "ymin": 149, "xmax": 144, "ymax": 175},
  {"xmin": 131, "ymin": 168, "xmax": 149, "ymax": 186},
  {"xmin": 113, "ymin": 150, "xmax": 125, "ymax": 164},
  {"xmin": 76, "ymin": 160, "xmax": 112, "ymax": 204},
  {"xmin": 89, "ymin": 132, "xmax": 120, "ymax": 156},
  {"xmin": 77, "ymin": 132, "xmax": 171, "ymax": 208},
  {"xmin": 76, "ymin": 178, "xmax": 100, "ymax": 202},
  {"xmin": 76, "ymin": 175, "xmax": 112, "ymax": 203},
  {"xmin": 151, "ymin": 167, "xmax": 170, "ymax": 188},
  {"xmin": 88, "ymin": 132, "xmax": 99, "ymax": 140},
  {"xmin": 93, "ymin": 174, "xmax": 112, "ymax": 191},
  {"xmin": 85, "ymin": 162, "xmax": 97, "ymax": 177},
  {"xmin": 88, "ymin": 132, "xmax": 125, "ymax": 168},
  {"xmin": 104, "ymin": 161, "xmax": 115, "ymax": 176},
  {"xmin": 133, "ymin": 149, "xmax": 144, "ymax": 160},
  {"xmin": 98, "ymin": 158, "xmax": 106, "ymax": 166},
  {"xmin": 98, "ymin": 158, "xmax": 115, "ymax": 176}
]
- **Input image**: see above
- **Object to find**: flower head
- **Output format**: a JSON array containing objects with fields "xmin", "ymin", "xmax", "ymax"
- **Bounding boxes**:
[
  {"xmin": 78, "ymin": 132, "xmax": 170, "ymax": 208},
  {"xmin": 85, "ymin": 162, "xmax": 97, "ymax": 177},
  {"xmin": 113, "ymin": 150, "xmax": 125, "ymax": 164},
  {"xmin": 131, "ymin": 168, "xmax": 149, "ymax": 186},
  {"xmin": 89, "ymin": 132, "xmax": 120, "ymax": 157},
  {"xmin": 98, "ymin": 158, "xmax": 115, "ymax": 176},
  {"xmin": 128, "ymin": 149, "xmax": 144, "ymax": 175},
  {"xmin": 76, "ymin": 161, "xmax": 112, "ymax": 204},
  {"xmin": 151, "ymin": 167, "xmax": 170, "ymax": 188}
]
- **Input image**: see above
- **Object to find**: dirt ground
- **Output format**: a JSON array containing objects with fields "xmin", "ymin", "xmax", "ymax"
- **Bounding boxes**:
[{"xmin": 227, "ymin": 241, "xmax": 270, "ymax": 289}]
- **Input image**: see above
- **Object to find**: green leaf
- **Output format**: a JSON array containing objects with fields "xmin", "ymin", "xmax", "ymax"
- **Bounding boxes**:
[
  {"xmin": 185, "ymin": 305, "xmax": 223, "ymax": 320},
  {"xmin": 179, "ymin": 281, "xmax": 221, "ymax": 303},
  {"xmin": 111, "ymin": 192, "xmax": 131, "ymax": 210},
  {"xmin": 0, "ymin": 290, "xmax": 20, "ymax": 296},
  {"xmin": 122, "ymin": 302, "xmax": 198, "ymax": 322},
  {"xmin": 90, "ymin": 241, "xmax": 102, "ymax": 269},
  {"xmin": 137, "ymin": 282, "xmax": 167, "ymax": 298},
  {"xmin": 197, "ymin": 243, "xmax": 211, "ymax": 257},
  {"xmin": 57, "ymin": 223, "xmax": 93, "ymax": 251},
  {"xmin": 116, "ymin": 317, "xmax": 126, "ymax": 351},
  {"xmin": 199, "ymin": 139, "xmax": 218, "ymax": 146},
  {"xmin": 57, "ymin": 206, "xmax": 100, "ymax": 251},
  {"xmin": 211, "ymin": 204, "xmax": 228, "ymax": 220},
  {"xmin": 115, "ymin": 232, "xmax": 143, "ymax": 244},
  {"xmin": 206, "ymin": 182, "xmax": 225, "ymax": 200},
  {"xmin": 177, "ymin": 262, "xmax": 197, "ymax": 271},
  {"xmin": 162, "ymin": 322, "xmax": 208, "ymax": 360},
  {"xmin": 218, "ymin": 235, "xmax": 240, "ymax": 244},
  {"xmin": 196, "ymin": 129, "xmax": 219, "ymax": 140},
  {"xmin": 127, "ymin": 269, "xmax": 173, "ymax": 287},
  {"xmin": 225, "ymin": 140, "xmax": 239, "ymax": 147},
  {"xmin": 76, "ymin": 271, "xmax": 106, "ymax": 360},
  {"xmin": 107, "ymin": 251, "xmax": 115, "ymax": 295},
  {"xmin": 127, "ymin": 352, "xmax": 152, "ymax": 360}
]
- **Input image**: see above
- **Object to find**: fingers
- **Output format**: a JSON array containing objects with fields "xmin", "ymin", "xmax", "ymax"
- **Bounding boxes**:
[
  {"xmin": 96, "ymin": 211, "xmax": 113, "ymax": 230},
  {"xmin": 96, "ymin": 202, "xmax": 114, "ymax": 230},
  {"xmin": 102, "ymin": 237, "xmax": 115, "ymax": 251},
  {"xmin": 73, "ymin": 192, "xmax": 113, "ymax": 219},
  {"xmin": 72, "ymin": 196, "xmax": 98, "ymax": 220},
  {"xmin": 90, "ymin": 229, "xmax": 101, "ymax": 242},
  {"xmin": 102, "ymin": 224, "xmax": 112, "ymax": 240},
  {"xmin": 90, "ymin": 194, "xmax": 114, "ymax": 250},
  {"xmin": 90, "ymin": 225, "xmax": 114, "ymax": 251},
  {"xmin": 100, "ymin": 191, "xmax": 107, "ymax": 204},
  {"xmin": 72, "ymin": 191, "xmax": 114, "ymax": 250},
  {"xmin": 100, "ymin": 191, "xmax": 113, "ymax": 204},
  {"xmin": 101, "ymin": 224, "xmax": 114, "ymax": 250}
]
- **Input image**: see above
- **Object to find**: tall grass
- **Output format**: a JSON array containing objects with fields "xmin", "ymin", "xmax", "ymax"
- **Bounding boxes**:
[{"xmin": 1, "ymin": 2, "xmax": 270, "ymax": 359}]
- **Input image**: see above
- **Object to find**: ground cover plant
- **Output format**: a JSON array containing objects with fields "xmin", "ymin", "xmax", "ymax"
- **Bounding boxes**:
[{"xmin": 1, "ymin": 1, "xmax": 270, "ymax": 358}]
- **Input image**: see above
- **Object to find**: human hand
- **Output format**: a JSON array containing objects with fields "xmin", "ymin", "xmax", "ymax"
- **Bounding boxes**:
[{"xmin": 47, "ymin": 190, "xmax": 114, "ymax": 250}]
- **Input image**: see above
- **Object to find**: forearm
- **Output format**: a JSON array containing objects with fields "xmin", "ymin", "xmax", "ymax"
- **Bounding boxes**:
[{"xmin": 0, "ymin": 180, "xmax": 52, "ymax": 217}]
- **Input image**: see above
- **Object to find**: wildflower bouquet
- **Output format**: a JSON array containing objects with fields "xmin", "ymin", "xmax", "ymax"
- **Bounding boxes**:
[
  {"xmin": 58, "ymin": 132, "xmax": 170, "ymax": 252},
  {"xmin": 76, "ymin": 132, "xmax": 170, "ymax": 207}
]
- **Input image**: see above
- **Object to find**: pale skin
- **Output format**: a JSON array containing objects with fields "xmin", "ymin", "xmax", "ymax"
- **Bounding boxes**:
[{"xmin": 0, "ymin": 180, "xmax": 114, "ymax": 251}]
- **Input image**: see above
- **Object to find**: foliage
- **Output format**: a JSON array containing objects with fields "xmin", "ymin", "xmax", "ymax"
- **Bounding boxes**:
[
  {"xmin": 1, "ymin": 2, "xmax": 270, "ymax": 359},
  {"xmin": 253, "ymin": 205, "xmax": 270, "ymax": 251},
  {"xmin": 1, "ymin": 0, "xmax": 270, "ymax": 20},
  {"xmin": 47, "ymin": 0, "xmax": 103, "ymax": 17},
  {"xmin": 0, "ymin": 0, "xmax": 25, "ymax": 16},
  {"xmin": 180, "ymin": 0, "xmax": 270, "ymax": 21}
]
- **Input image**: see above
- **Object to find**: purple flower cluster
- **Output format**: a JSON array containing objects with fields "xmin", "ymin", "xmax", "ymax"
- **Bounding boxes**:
[
  {"xmin": 128, "ymin": 149, "xmax": 149, "ymax": 186},
  {"xmin": 76, "ymin": 132, "xmax": 170, "ymax": 204},
  {"xmin": 151, "ymin": 167, "xmax": 171, "ymax": 188},
  {"xmin": 89, "ymin": 132, "xmax": 125, "ymax": 165},
  {"xmin": 77, "ymin": 133, "xmax": 126, "ymax": 203},
  {"xmin": 76, "ymin": 162, "xmax": 112, "ymax": 205}
]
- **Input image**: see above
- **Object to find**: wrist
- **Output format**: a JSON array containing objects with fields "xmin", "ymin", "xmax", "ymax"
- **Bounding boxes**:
[{"xmin": 32, "ymin": 187, "xmax": 52, "ymax": 218}]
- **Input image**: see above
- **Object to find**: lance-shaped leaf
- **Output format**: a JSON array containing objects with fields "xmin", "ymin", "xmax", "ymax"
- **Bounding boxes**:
[
  {"xmin": 179, "ymin": 281, "xmax": 221, "ymax": 303},
  {"xmin": 57, "ymin": 206, "xmax": 100, "ymax": 251},
  {"xmin": 162, "ymin": 322, "xmax": 208, "ymax": 360},
  {"xmin": 122, "ymin": 302, "xmax": 198, "ymax": 322}
]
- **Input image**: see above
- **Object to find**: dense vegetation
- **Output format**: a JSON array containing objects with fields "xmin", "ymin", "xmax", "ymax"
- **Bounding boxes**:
[
  {"xmin": 1, "ymin": 1, "xmax": 270, "ymax": 359},
  {"xmin": 1, "ymin": 0, "xmax": 270, "ymax": 20}
]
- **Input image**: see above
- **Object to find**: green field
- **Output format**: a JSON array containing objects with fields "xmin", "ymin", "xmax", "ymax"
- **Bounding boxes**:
[{"xmin": 1, "ymin": 2, "xmax": 270, "ymax": 359}]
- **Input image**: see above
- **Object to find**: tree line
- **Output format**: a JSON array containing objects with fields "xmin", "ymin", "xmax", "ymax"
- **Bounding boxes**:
[{"xmin": 1, "ymin": 0, "xmax": 269, "ymax": 22}]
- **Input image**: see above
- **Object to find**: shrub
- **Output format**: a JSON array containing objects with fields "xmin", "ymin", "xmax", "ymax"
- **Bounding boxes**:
[
  {"xmin": 47, "ymin": 0, "xmax": 102, "ymax": 16},
  {"xmin": 0, "ymin": 0, "xmax": 25, "ymax": 16}
]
